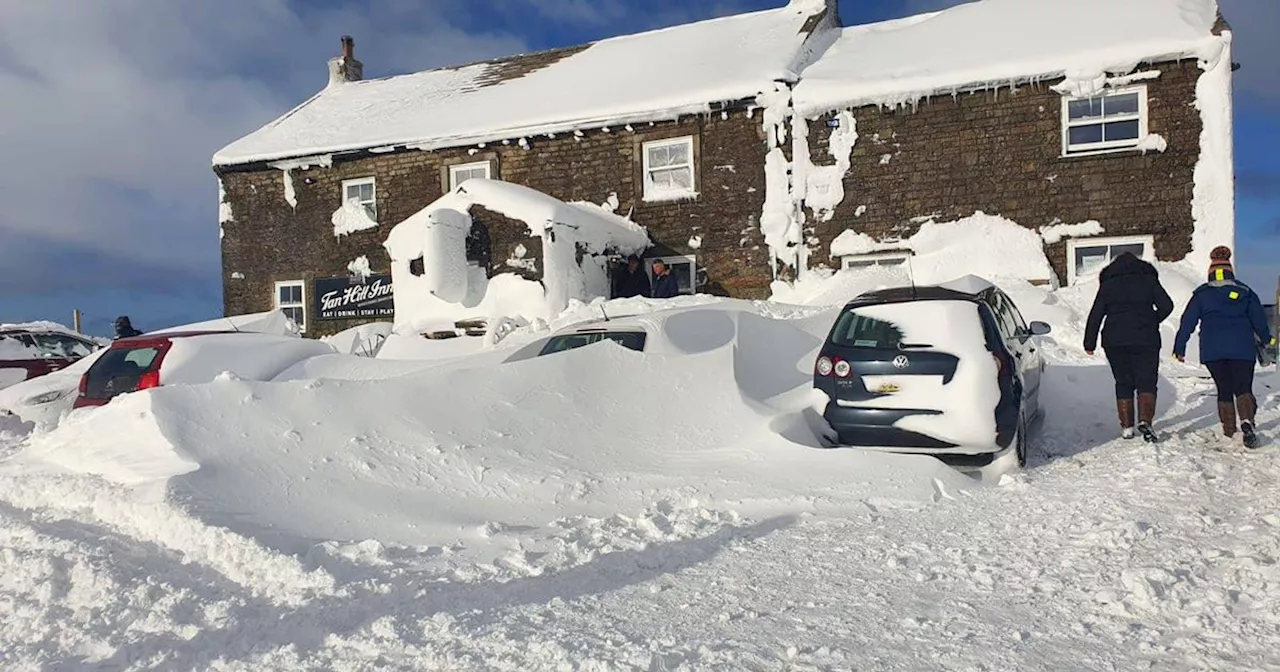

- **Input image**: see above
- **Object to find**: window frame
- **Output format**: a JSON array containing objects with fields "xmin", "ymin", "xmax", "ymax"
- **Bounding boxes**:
[
  {"xmin": 448, "ymin": 161, "xmax": 492, "ymax": 191},
  {"xmin": 840, "ymin": 252, "xmax": 911, "ymax": 270},
  {"xmin": 1065, "ymin": 235, "xmax": 1155, "ymax": 285},
  {"xmin": 274, "ymin": 280, "xmax": 307, "ymax": 333},
  {"xmin": 341, "ymin": 177, "xmax": 377, "ymax": 220},
  {"xmin": 1060, "ymin": 85, "xmax": 1149, "ymax": 156},
  {"xmin": 641, "ymin": 136, "xmax": 698, "ymax": 202},
  {"xmin": 644, "ymin": 254, "xmax": 698, "ymax": 296}
]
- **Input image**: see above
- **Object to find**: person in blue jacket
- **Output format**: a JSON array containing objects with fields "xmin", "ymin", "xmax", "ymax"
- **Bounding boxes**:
[{"xmin": 1173, "ymin": 246, "xmax": 1274, "ymax": 449}]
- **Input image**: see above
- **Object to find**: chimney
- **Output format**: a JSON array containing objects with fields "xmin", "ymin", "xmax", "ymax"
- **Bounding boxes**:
[{"xmin": 327, "ymin": 35, "xmax": 364, "ymax": 87}]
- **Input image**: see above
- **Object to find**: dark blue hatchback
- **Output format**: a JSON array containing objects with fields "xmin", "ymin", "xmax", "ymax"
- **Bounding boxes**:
[{"xmin": 813, "ymin": 279, "xmax": 1050, "ymax": 468}]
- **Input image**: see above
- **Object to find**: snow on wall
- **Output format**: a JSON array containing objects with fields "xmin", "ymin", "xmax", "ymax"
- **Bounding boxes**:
[
  {"xmin": 218, "ymin": 178, "xmax": 234, "ymax": 225},
  {"xmin": 332, "ymin": 202, "xmax": 380, "ymax": 238},
  {"xmin": 280, "ymin": 169, "xmax": 297, "ymax": 210},
  {"xmin": 348, "ymin": 255, "xmax": 372, "ymax": 281},
  {"xmin": 385, "ymin": 180, "xmax": 649, "ymax": 331},
  {"xmin": 757, "ymin": 81, "xmax": 859, "ymax": 278},
  {"xmin": 1136, "ymin": 133, "xmax": 1169, "ymax": 154},
  {"xmin": 1040, "ymin": 220, "xmax": 1105, "ymax": 244},
  {"xmin": 1189, "ymin": 33, "xmax": 1235, "ymax": 269}
]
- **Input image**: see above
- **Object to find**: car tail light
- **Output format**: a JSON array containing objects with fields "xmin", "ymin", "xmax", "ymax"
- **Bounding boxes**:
[
  {"xmin": 815, "ymin": 356, "xmax": 834, "ymax": 377},
  {"xmin": 137, "ymin": 370, "xmax": 161, "ymax": 391},
  {"xmin": 77, "ymin": 372, "xmax": 88, "ymax": 395},
  {"xmin": 833, "ymin": 359, "xmax": 852, "ymax": 378}
]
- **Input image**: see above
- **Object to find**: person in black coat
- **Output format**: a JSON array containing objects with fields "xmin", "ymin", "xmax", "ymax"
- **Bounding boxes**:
[
  {"xmin": 113, "ymin": 316, "xmax": 143, "ymax": 340},
  {"xmin": 650, "ymin": 259, "xmax": 680, "ymax": 299},
  {"xmin": 612, "ymin": 254, "xmax": 651, "ymax": 298},
  {"xmin": 1083, "ymin": 252, "xmax": 1174, "ymax": 440}
]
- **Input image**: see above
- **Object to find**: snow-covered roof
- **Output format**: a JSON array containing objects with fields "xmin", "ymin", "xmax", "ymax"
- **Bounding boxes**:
[
  {"xmin": 792, "ymin": 0, "xmax": 1224, "ymax": 115},
  {"xmin": 214, "ymin": 1, "xmax": 836, "ymax": 167}
]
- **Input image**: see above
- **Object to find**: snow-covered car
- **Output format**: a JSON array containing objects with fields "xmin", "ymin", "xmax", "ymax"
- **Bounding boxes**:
[
  {"xmin": 73, "ymin": 331, "xmax": 335, "ymax": 408},
  {"xmin": 0, "ymin": 325, "xmax": 102, "ymax": 391},
  {"xmin": 813, "ymin": 276, "xmax": 1050, "ymax": 468},
  {"xmin": 508, "ymin": 305, "xmax": 746, "ymax": 362}
]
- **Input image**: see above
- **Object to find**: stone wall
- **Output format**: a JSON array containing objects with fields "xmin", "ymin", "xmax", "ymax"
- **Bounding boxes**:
[
  {"xmin": 219, "ymin": 59, "xmax": 1208, "ymax": 336},
  {"xmin": 218, "ymin": 112, "xmax": 773, "ymax": 336},
  {"xmin": 803, "ymin": 60, "xmax": 1204, "ymax": 284}
]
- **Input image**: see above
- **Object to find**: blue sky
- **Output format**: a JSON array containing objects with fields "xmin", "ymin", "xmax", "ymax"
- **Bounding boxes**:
[{"xmin": 0, "ymin": 0, "xmax": 1275, "ymax": 335}]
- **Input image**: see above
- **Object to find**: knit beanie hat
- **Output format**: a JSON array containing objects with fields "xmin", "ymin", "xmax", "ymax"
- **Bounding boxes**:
[{"xmin": 1208, "ymin": 245, "xmax": 1234, "ymax": 281}]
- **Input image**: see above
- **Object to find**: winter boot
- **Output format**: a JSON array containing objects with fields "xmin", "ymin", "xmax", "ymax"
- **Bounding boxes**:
[
  {"xmin": 1218, "ymin": 402, "xmax": 1238, "ymax": 438},
  {"xmin": 1137, "ymin": 392, "xmax": 1159, "ymax": 443},
  {"xmin": 1117, "ymin": 397, "xmax": 1136, "ymax": 439},
  {"xmin": 1237, "ymin": 394, "xmax": 1259, "ymax": 449}
]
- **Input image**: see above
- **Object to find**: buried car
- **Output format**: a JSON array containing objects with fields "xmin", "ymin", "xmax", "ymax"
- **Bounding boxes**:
[
  {"xmin": 813, "ymin": 276, "xmax": 1050, "ymax": 468},
  {"xmin": 73, "ymin": 331, "xmax": 335, "ymax": 408},
  {"xmin": 0, "ymin": 325, "xmax": 102, "ymax": 391}
]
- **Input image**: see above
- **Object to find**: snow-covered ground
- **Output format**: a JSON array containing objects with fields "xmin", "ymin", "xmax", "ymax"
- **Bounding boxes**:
[{"xmin": 1, "ymin": 269, "xmax": 1278, "ymax": 670}]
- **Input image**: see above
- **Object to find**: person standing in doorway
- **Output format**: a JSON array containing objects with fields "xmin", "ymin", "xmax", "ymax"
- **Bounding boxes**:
[
  {"xmin": 612, "ymin": 254, "xmax": 652, "ymax": 298},
  {"xmin": 1173, "ymin": 246, "xmax": 1273, "ymax": 449},
  {"xmin": 650, "ymin": 259, "xmax": 680, "ymax": 299},
  {"xmin": 1083, "ymin": 251, "xmax": 1175, "ymax": 442}
]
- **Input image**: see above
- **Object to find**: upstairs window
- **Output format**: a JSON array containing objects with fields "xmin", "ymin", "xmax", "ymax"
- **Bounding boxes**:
[
  {"xmin": 449, "ymin": 161, "xmax": 491, "ymax": 190},
  {"xmin": 1062, "ymin": 87, "xmax": 1147, "ymax": 155},
  {"xmin": 341, "ymin": 177, "xmax": 377, "ymax": 220},
  {"xmin": 642, "ymin": 137, "xmax": 697, "ymax": 202},
  {"xmin": 275, "ymin": 281, "xmax": 307, "ymax": 333}
]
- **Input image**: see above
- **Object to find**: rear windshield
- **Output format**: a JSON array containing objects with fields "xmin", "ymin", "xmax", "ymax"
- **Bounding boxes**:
[
  {"xmin": 828, "ymin": 300, "xmax": 982, "ymax": 350},
  {"xmin": 84, "ymin": 346, "xmax": 161, "ymax": 399},
  {"xmin": 828, "ymin": 311, "xmax": 907, "ymax": 349},
  {"xmin": 538, "ymin": 331, "xmax": 647, "ymax": 356}
]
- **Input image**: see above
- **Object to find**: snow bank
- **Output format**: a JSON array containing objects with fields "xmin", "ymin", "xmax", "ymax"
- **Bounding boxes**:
[
  {"xmin": 149, "ymin": 310, "xmax": 302, "ymax": 337},
  {"xmin": 214, "ymin": 2, "xmax": 835, "ymax": 165},
  {"xmin": 826, "ymin": 211, "xmax": 1054, "ymax": 285},
  {"xmin": 322, "ymin": 322, "xmax": 393, "ymax": 357},
  {"xmin": 792, "ymin": 0, "xmax": 1223, "ymax": 114},
  {"xmin": 386, "ymin": 180, "xmax": 650, "ymax": 332},
  {"xmin": 20, "ymin": 307, "xmax": 966, "ymax": 565}
]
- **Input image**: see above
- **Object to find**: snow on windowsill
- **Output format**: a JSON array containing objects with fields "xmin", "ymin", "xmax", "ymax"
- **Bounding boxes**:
[
  {"xmin": 1040, "ymin": 220, "xmax": 1104, "ymax": 245},
  {"xmin": 1058, "ymin": 143, "xmax": 1157, "ymax": 160},
  {"xmin": 641, "ymin": 189, "xmax": 700, "ymax": 204}
]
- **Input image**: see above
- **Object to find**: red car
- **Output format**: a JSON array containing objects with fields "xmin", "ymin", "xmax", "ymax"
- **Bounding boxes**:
[
  {"xmin": 0, "ymin": 327, "xmax": 102, "ymax": 391},
  {"xmin": 73, "ymin": 330, "xmax": 335, "ymax": 409}
]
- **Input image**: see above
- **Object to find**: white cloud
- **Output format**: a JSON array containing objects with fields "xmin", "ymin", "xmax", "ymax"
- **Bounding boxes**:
[{"xmin": 0, "ymin": 0, "xmax": 526, "ymax": 291}]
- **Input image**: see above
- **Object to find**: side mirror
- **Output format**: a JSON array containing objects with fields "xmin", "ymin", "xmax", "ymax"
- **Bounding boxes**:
[{"xmin": 1029, "ymin": 321, "xmax": 1052, "ymax": 336}]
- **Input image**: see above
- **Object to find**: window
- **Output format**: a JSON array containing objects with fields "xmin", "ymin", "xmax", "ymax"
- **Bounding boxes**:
[
  {"xmin": 645, "ymin": 255, "xmax": 697, "ymax": 295},
  {"xmin": 829, "ymin": 310, "xmax": 906, "ymax": 349},
  {"xmin": 1062, "ymin": 87, "xmax": 1147, "ymax": 155},
  {"xmin": 29, "ymin": 334, "xmax": 96, "ymax": 359},
  {"xmin": 449, "ymin": 162, "xmax": 491, "ymax": 190},
  {"xmin": 1066, "ymin": 236, "xmax": 1154, "ymax": 285},
  {"xmin": 984, "ymin": 289, "xmax": 1029, "ymax": 340},
  {"xmin": 341, "ymin": 177, "xmax": 377, "ymax": 220},
  {"xmin": 275, "ymin": 281, "xmax": 307, "ymax": 333},
  {"xmin": 537, "ymin": 331, "xmax": 648, "ymax": 357},
  {"xmin": 841, "ymin": 252, "xmax": 910, "ymax": 271},
  {"xmin": 642, "ymin": 137, "xmax": 697, "ymax": 201}
]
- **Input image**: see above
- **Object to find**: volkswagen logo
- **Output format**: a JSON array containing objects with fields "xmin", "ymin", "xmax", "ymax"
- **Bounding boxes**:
[{"xmin": 892, "ymin": 355, "xmax": 910, "ymax": 369}]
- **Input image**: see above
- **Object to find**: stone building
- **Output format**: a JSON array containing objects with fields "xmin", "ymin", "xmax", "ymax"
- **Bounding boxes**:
[{"xmin": 214, "ymin": 0, "xmax": 1235, "ymax": 336}]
